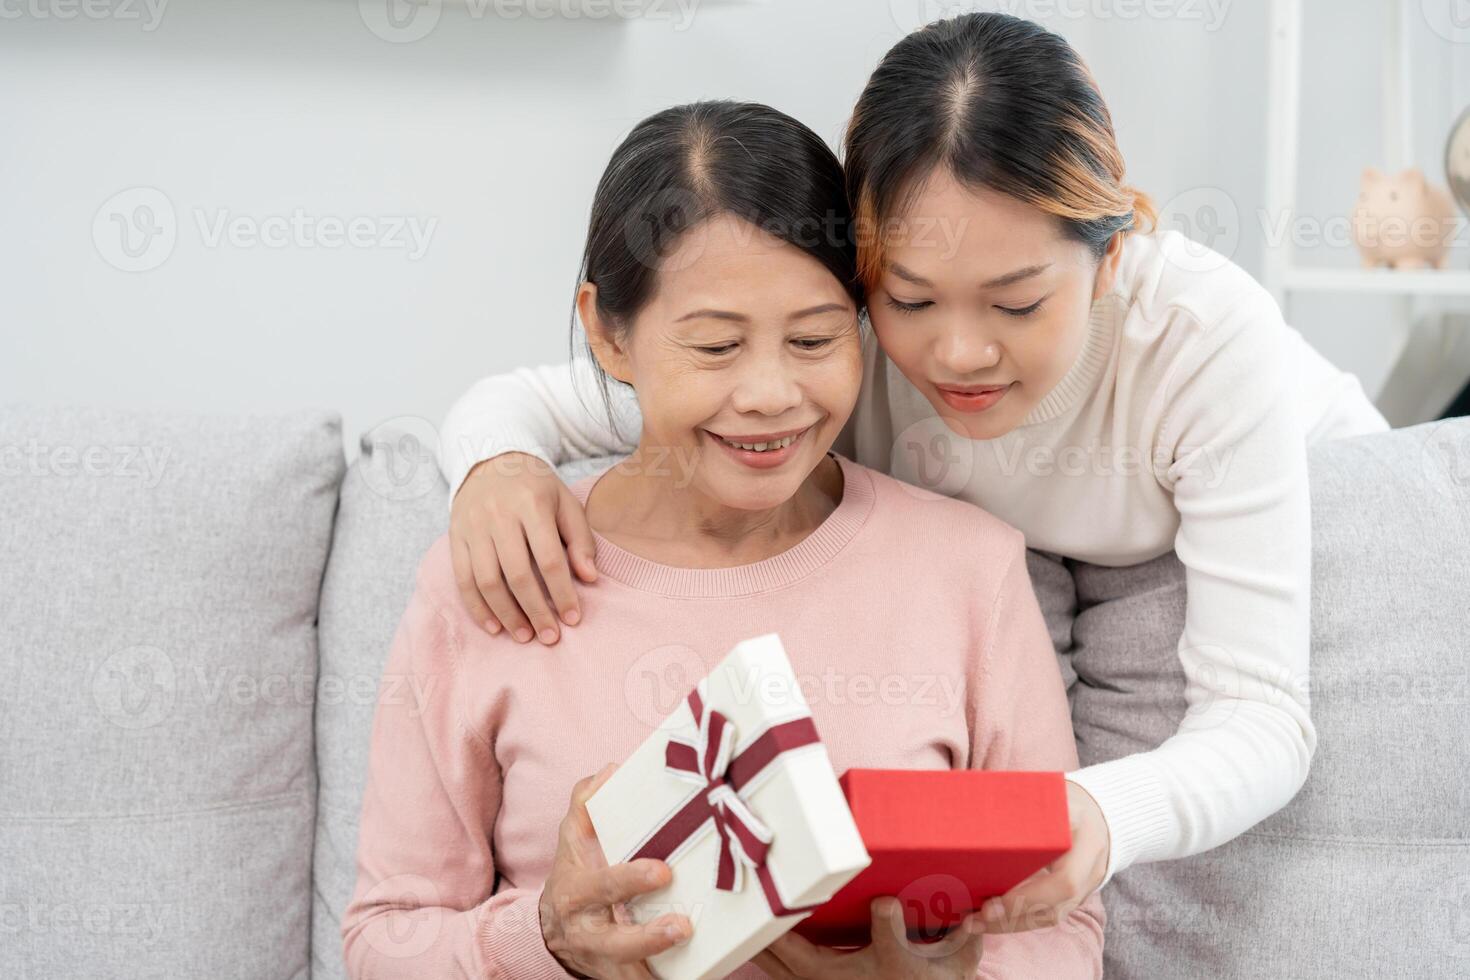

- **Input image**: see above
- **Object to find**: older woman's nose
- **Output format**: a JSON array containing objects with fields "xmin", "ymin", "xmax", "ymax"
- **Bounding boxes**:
[{"xmin": 728, "ymin": 360, "xmax": 806, "ymax": 416}]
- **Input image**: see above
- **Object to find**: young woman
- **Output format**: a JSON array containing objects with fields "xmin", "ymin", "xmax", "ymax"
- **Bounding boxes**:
[
  {"xmin": 435, "ymin": 12, "xmax": 1390, "ymax": 936},
  {"xmin": 345, "ymin": 100, "xmax": 1105, "ymax": 979}
]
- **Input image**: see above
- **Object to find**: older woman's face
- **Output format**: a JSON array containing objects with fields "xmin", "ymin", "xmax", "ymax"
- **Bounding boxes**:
[{"xmin": 598, "ymin": 213, "xmax": 862, "ymax": 513}]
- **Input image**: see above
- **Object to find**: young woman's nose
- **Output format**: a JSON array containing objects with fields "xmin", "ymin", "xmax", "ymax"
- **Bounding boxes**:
[{"xmin": 934, "ymin": 319, "xmax": 1002, "ymax": 376}]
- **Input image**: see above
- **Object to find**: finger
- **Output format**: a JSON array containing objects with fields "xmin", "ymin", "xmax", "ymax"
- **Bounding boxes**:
[
  {"xmin": 945, "ymin": 914, "xmax": 987, "ymax": 973},
  {"xmin": 495, "ymin": 522, "xmax": 561, "ymax": 645},
  {"xmin": 568, "ymin": 912, "xmax": 691, "ymax": 964},
  {"xmin": 524, "ymin": 508, "xmax": 583, "ymax": 633},
  {"xmin": 557, "ymin": 484, "xmax": 599, "ymax": 585},
  {"xmin": 750, "ymin": 948, "xmax": 801, "ymax": 980},
  {"xmin": 472, "ymin": 525, "xmax": 535, "ymax": 644},
  {"xmin": 979, "ymin": 860, "xmax": 1084, "ymax": 933},
  {"xmin": 762, "ymin": 929, "xmax": 833, "ymax": 977},
  {"xmin": 866, "ymin": 896, "xmax": 910, "ymax": 954},
  {"xmin": 452, "ymin": 537, "xmax": 501, "ymax": 634},
  {"xmin": 562, "ymin": 859, "xmax": 673, "ymax": 910}
]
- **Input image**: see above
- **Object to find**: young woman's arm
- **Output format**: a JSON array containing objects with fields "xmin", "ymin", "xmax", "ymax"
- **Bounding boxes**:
[
  {"xmin": 1064, "ymin": 300, "xmax": 1318, "ymax": 892},
  {"xmin": 970, "ymin": 539, "xmax": 1106, "ymax": 980},
  {"xmin": 438, "ymin": 356, "xmax": 642, "ymax": 503}
]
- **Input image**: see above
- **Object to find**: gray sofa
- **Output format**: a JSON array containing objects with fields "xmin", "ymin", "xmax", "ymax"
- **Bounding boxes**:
[{"xmin": 2, "ymin": 403, "xmax": 1467, "ymax": 979}]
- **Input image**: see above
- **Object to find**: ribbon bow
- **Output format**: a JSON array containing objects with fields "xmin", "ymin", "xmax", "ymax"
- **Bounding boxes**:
[
  {"xmin": 664, "ymin": 693, "xmax": 774, "ymax": 892},
  {"xmin": 631, "ymin": 684, "xmax": 825, "ymax": 916}
]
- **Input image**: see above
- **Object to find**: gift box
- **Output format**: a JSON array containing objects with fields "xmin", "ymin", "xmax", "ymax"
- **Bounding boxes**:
[
  {"xmin": 792, "ymin": 768, "xmax": 1072, "ymax": 947},
  {"xmin": 585, "ymin": 633, "xmax": 871, "ymax": 980}
]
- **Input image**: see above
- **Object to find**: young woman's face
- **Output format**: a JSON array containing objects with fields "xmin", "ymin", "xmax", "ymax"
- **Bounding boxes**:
[
  {"xmin": 867, "ymin": 168, "xmax": 1117, "ymax": 441},
  {"xmin": 588, "ymin": 213, "xmax": 862, "ymax": 512}
]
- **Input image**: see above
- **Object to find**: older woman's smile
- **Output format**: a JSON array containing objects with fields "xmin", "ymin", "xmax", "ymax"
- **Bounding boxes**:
[{"xmin": 702, "ymin": 423, "xmax": 815, "ymax": 469}]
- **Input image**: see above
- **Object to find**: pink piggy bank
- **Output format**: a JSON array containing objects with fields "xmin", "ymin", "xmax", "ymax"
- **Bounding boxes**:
[{"xmin": 1352, "ymin": 167, "xmax": 1456, "ymax": 269}]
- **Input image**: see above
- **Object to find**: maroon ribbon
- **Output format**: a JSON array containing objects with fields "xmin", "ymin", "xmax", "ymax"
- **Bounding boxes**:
[{"xmin": 631, "ymin": 684, "xmax": 824, "ymax": 917}]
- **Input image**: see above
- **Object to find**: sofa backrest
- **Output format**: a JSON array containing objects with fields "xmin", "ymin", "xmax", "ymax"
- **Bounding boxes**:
[{"xmin": 0, "ymin": 405, "xmax": 343, "ymax": 980}]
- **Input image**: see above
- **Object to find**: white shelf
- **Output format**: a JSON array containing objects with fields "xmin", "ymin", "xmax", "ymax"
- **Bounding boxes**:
[{"xmin": 1283, "ymin": 267, "xmax": 1470, "ymax": 297}]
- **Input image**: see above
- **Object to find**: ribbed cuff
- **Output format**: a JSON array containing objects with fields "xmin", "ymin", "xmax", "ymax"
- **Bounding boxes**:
[
  {"xmin": 473, "ymin": 887, "xmax": 574, "ymax": 980},
  {"xmin": 1064, "ymin": 753, "xmax": 1175, "ymax": 893}
]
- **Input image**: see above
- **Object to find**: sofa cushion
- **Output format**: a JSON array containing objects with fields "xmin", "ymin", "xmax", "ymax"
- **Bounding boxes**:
[
  {"xmin": 1037, "ymin": 418, "xmax": 1470, "ymax": 978},
  {"xmin": 0, "ymin": 405, "xmax": 343, "ymax": 980}
]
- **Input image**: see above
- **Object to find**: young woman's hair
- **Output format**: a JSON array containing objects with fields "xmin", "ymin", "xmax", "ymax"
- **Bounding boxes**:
[
  {"xmin": 844, "ymin": 12, "xmax": 1157, "ymax": 289},
  {"xmin": 573, "ymin": 100, "xmax": 859, "ymax": 430}
]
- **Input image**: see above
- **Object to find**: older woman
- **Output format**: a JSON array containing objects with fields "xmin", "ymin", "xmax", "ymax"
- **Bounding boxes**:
[{"xmin": 342, "ymin": 100, "xmax": 1103, "ymax": 980}]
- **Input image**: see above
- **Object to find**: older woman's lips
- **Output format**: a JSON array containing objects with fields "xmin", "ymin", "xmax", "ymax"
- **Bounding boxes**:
[
  {"xmin": 703, "ymin": 426, "xmax": 809, "ymax": 470},
  {"xmin": 937, "ymin": 383, "xmax": 1013, "ymax": 413}
]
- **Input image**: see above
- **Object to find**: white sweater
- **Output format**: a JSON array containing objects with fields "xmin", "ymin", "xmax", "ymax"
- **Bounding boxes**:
[{"xmin": 436, "ymin": 229, "xmax": 1388, "ymax": 893}]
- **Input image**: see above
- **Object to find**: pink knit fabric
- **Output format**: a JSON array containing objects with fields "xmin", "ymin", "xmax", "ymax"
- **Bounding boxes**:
[{"xmin": 343, "ymin": 452, "xmax": 1104, "ymax": 979}]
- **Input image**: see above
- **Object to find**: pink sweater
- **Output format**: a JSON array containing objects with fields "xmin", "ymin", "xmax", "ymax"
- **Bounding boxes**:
[{"xmin": 342, "ymin": 452, "xmax": 1105, "ymax": 979}]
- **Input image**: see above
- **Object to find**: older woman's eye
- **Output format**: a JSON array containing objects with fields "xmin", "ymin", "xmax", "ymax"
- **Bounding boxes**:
[
  {"xmin": 793, "ymin": 337, "xmax": 834, "ymax": 350},
  {"xmin": 697, "ymin": 344, "xmax": 737, "ymax": 355}
]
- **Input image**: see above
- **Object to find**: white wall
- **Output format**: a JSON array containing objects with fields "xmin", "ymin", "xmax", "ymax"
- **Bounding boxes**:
[{"xmin": 3, "ymin": 0, "xmax": 1466, "ymax": 456}]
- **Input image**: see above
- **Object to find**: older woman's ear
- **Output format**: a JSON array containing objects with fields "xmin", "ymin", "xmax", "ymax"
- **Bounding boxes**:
[{"xmin": 577, "ymin": 282, "xmax": 634, "ymax": 386}]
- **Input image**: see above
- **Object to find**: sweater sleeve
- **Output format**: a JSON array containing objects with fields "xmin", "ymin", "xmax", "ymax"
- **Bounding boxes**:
[
  {"xmin": 971, "ymin": 540, "xmax": 1106, "ymax": 980},
  {"xmin": 1062, "ymin": 301, "xmax": 1317, "ymax": 892},
  {"xmin": 437, "ymin": 358, "xmax": 642, "ymax": 506},
  {"xmin": 341, "ymin": 558, "xmax": 572, "ymax": 980}
]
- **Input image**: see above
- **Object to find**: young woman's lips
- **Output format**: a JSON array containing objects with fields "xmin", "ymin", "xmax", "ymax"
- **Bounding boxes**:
[
  {"xmin": 704, "ymin": 426, "xmax": 809, "ymax": 470},
  {"xmin": 936, "ymin": 383, "xmax": 1013, "ymax": 414}
]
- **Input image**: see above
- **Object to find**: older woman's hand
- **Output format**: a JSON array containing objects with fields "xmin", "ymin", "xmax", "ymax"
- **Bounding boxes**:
[
  {"xmin": 751, "ymin": 898, "xmax": 985, "ymax": 979},
  {"xmin": 449, "ymin": 451, "xmax": 598, "ymax": 647},
  {"xmin": 540, "ymin": 764, "xmax": 693, "ymax": 979}
]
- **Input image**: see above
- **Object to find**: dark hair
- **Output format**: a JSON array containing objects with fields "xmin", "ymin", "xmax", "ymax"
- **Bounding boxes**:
[
  {"xmin": 572, "ymin": 100, "xmax": 860, "ymax": 432},
  {"xmin": 844, "ymin": 12, "xmax": 1155, "ymax": 288}
]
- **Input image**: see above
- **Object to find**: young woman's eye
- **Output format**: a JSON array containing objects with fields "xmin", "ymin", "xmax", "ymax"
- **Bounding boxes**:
[
  {"xmin": 884, "ymin": 296, "xmax": 933, "ymax": 315},
  {"xmin": 996, "ymin": 299, "xmax": 1045, "ymax": 317}
]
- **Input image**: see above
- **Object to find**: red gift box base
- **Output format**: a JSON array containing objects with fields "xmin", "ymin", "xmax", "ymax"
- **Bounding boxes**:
[{"xmin": 792, "ymin": 769, "xmax": 1071, "ymax": 948}]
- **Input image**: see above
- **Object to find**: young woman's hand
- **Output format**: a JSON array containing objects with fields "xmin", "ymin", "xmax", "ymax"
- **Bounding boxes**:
[
  {"xmin": 974, "ymin": 780, "xmax": 1110, "ymax": 934},
  {"xmin": 751, "ymin": 898, "xmax": 985, "ymax": 979},
  {"xmin": 449, "ymin": 452, "xmax": 598, "ymax": 646},
  {"xmin": 539, "ymin": 764, "xmax": 693, "ymax": 979}
]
